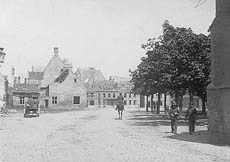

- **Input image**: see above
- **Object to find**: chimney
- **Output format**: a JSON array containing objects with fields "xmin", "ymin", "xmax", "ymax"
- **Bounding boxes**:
[
  {"xmin": 54, "ymin": 47, "xmax": 58, "ymax": 56},
  {"xmin": 11, "ymin": 67, "xmax": 15, "ymax": 76},
  {"xmin": 18, "ymin": 76, "xmax": 20, "ymax": 84}
]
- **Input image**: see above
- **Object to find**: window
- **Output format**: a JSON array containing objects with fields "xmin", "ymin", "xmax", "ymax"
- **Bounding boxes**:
[
  {"xmin": 113, "ymin": 93, "xmax": 115, "ymax": 98},
  {"xmin": 129, "ymin": 93, "xmax": 131, "ymax": 98},
  {"xmin": 133, "ymin": 100, "xmax": 136, "ymax": 105},
  {"xmin": 134, "ymin": 93, "xmax": 136, "ymax": 97},
  {"xmin": 103, "ymin": 93, "xmax": 106, "ymax": 98},
  {"xmin": 73, "ymin": 96, "xmax": 80, "ymax": 104},
  {"xmin": 124, "ymin": 100, "xmax": 127, "ymax": 105},
  {"xmin": 74, "ymin": 78, "xmax": 77, "ymax": 83},
  {"xmin": 129, "ymin": 100, "xmax": 132, "ymax": 105},
  {"xmin": 91, "ymin": 93, "xmax": 94, "ymax": 97},
  {"xmin": 124, "ymin": 93, "xmax": 127, "ymax": 98},
  {"xmin": 52, "ymin": 96, "xmax": 57, "ymax": 104},
  {"xmin": 108, "ymin": 93, "xmax": 111, "ymax": 98},
  {"xmin": 19, "ymin": 97, "xmax": 25, "ymax": 105},
  {"xmin": 90, "ymin": 100, "xmax": 94, "ymax": 105},
  {"xmin": 98, "ymin": 93, "xmax": 100, "ymax": 98}
]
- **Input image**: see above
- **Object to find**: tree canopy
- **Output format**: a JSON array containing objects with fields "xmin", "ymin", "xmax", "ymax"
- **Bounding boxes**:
[{"xmin": 131, "ymin": 20, "xmax": 211, "ymax": 113}]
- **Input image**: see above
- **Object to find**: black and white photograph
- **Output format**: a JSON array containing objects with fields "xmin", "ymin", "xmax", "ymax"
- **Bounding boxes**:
[{"xmin": 1, "ymin": 0, "xmax": 230, "ymax": 162}]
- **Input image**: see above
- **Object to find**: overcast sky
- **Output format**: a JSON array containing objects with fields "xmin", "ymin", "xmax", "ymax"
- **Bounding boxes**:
[{"xmin": 0, "ymin": 0, "xmax": 215, "ymax": 79}]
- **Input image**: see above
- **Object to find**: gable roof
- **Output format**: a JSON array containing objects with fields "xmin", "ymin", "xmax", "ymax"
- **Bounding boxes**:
[
  {"xmin": 32, "ymin": 66, "xmax": 45, "ymax": 72},
  {"xmin": 54, "ymin": 69, "xmax": 70, "ymax": 83},
  {"xmin": 43, "ymin": 54, "xmax": 64, "ymax": 73},
  {"xmin": 13, "ymin": 84, "xmax": 40, "ymax": 94},
  {"xmin": 76, "ymin": 67, "xmax": 106, "ymax": 83},
  {"xmin": 28, "ymin": 72, "xmax": 43, "ymax": 80}
]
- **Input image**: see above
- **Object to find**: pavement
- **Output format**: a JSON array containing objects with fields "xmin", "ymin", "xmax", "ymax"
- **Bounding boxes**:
[{"xmin": 0, "ymin": 107, "xmax": 230, "ymax": 162}]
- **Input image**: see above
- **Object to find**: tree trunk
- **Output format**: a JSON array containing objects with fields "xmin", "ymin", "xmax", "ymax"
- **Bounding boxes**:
[
  {"xmin": 150, "ymin": 94, "xmax": 154, "ymax": 112},
  {"xmin": 157, "ymin": 93, "xmax": 161, "ymax": 114},
  {"xmin": 175, "ymin": 91, "xmax": 179, "ymax": 106},
  {"xmin": 179, "ymin": 95, "xmax": 183, "ymax": 112},
  {"xmin": 146, "ymin": 96, "xmax": 149, "ymax": 112},
  {"xmin": 189, "ymin": 89, "xmax": 194, "ymax": 103},
  {"xmin": 164, "ymin": 93, "xmax": 167, "ymax": 113},
  {"xmin": 201, "ymin": 96, "xmax": 206, "ymax": 114}
]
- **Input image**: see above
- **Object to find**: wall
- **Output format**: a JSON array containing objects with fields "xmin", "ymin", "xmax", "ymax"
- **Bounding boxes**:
[
  {"xmin": 0, "ymin": 73, "xmax": 6, "ymax": 108},
  {"xmin": 207, "ymin": 0, "xmax": 230, "ymax": 144},
  {"xmin": 49, "ymin": 71, "xmax": 87, "ymax": 109}
]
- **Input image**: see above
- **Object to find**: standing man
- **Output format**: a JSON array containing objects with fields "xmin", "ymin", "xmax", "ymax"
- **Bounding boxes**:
[
  {"xmin": 116, "ymin": 93, "xmax": 124, "ymax": 119},
  {"xmin": 169, "ymin": 101, "xmax": 180, "ymax": 134},
  {"xmin": 186, "ymin": 102, "xmax": 197, "ymax": 135}
]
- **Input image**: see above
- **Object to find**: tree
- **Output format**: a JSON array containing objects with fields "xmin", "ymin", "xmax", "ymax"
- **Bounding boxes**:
[{"xmin": 131, "ymin": 20, "xmax": 211, "ymax": 114}]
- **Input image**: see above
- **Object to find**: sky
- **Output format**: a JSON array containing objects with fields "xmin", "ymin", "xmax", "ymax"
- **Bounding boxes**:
[{"xmin": 0, "ymin": 0, "xmax": 215, "ymax": 79}]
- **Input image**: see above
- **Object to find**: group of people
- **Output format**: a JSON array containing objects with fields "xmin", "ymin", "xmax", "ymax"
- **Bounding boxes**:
[
  {"xmin": 169, "ymin": 101, "xmax": 197, "ymax": 135},
  {"xmin": 115, "ymin": 93, "xmax": 198, "ymax": 134}
]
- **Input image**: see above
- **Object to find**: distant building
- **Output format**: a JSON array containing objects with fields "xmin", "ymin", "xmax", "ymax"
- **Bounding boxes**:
[
  {"xmin": 76, "ymin": 67, "xmax": 106, "ymax": 83},
  {"xmin": 41, "ymin": 47, "xmax": 73, "ymax": 87},
  {"xmin": 109, "ymin": 76, "xmax": 131, "ymax": 82},
  {"xmin": 10, "ymin": 47, "xmax": 87, "ymax": 110},
  {"xmin": 39, "ymin": 47, "xmax": 87, "ymax": 109},
  {"xmin": 86, "ymin": 75, "xmax": 141, "ymax": 108},
  {"xmin": 28, "ymin": 71, "xmax": 43, "ymax": 85},
  {"xmin": 12, "ymin": 83, "xmax": 40, "ymax": 109},
  {"xmin": 45, "ymin": 69, "xmax": 87, "ymax": 109},
  {"xmin": 86, "ymin": 80, "xmax": 119, "ymax": 107}
]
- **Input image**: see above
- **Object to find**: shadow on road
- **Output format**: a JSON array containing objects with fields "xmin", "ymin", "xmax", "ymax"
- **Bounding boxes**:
[
  {"xmin": 167, "ymin": 130, "xmax": 228, "ymax": 146},
  {"xmin": 127, "ymin": 112, "xmax": 187, "ymax": 127},
  {"xmin": 126, "ymin": 110, "xmax": 228, "ymax": 146},
  {"xmin": 127, "ymin": 110, "xmax": 208, "ymax": 127}
]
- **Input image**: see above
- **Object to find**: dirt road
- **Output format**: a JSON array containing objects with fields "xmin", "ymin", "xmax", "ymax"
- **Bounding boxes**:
[{"xmin": 0, "ymin": 108, "xmax": 229, "ymax": 162}]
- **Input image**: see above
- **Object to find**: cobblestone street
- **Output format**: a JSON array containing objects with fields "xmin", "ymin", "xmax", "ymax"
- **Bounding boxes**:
[{"xmin": 0, "ymin": 108, "xmax": 230, "ymax": 162}]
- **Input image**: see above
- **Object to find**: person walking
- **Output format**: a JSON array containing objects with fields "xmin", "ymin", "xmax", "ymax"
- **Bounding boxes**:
[
  {"xmin": 169, "ymin": 101, "xmax": 180, "ymax": 134},
  {"xmin": 186, "ymin": 102, "xmax": 197, "ymax": 135}
]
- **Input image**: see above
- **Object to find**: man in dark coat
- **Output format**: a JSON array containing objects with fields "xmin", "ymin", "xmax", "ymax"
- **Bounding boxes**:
[
  {"xmin": 169, "ymin": 101, "xmax": 180, "ymax": 134},
  {"xmin": 116, "ymin": 93, "xmax": 124, "ymax": 119},
  {"xmin": 186, "ymin": 102, "xmax": 197, "ymax": 135}
]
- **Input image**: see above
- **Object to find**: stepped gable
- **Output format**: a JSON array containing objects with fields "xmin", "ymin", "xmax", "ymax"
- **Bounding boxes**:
[
  {"xmin": 43, "ymin": 53, "xmax": 62, "ymax": 73},
  {"xmin": 54, "ymin": 69, "xmax": 70, "ymax": 83}
]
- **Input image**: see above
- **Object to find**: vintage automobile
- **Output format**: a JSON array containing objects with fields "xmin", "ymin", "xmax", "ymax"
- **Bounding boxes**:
[{"xmin": 24, "ymin": 98, "xmax": 40, "ymax": 118}]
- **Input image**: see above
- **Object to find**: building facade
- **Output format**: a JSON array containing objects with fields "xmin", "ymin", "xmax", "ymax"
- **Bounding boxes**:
[
  {"xmin": 43, "ymin": 69, "xmax": 87, "ymax": 109},
  {"xmin": 12, "ymin": 84, "xmax": 40, "ymax": 109},
  {"xmin": 38, "ymin": 47, "xmax": 87, "ymax": 109},
  {"xmin": 207, "ymin": 0, "xmax": 230, "ymax": 144},
  {"xmin": 10, "ymin": 47, "xmax": 87, "ymax": 110}
]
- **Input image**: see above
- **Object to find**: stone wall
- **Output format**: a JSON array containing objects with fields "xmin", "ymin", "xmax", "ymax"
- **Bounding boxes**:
[
  {"xmin": 207, "ymin": 0, "xmax": 230, "ymax": 144},
  {"xmin": 49, "ymin": 71, "xmax": 87, "ymax": 109}
]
